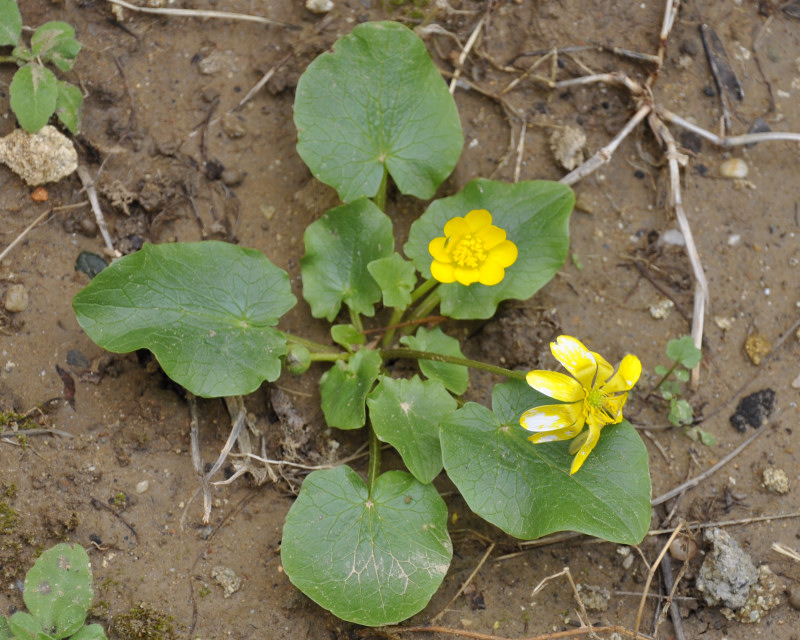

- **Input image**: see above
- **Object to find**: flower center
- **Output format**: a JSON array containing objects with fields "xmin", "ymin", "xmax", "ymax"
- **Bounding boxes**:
[
  {"xmin": 586, "ymin": 387, "xmax": 604, "ymax": 410},
  {"xmin": 452, "ymin": 234, "xmax": 486, "ymax": 268}
]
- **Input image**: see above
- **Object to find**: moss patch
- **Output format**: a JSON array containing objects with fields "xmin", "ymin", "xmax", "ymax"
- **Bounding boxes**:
[{"xmin": 109, "ymin": 603, "xmax": 179, "ymax": 640}]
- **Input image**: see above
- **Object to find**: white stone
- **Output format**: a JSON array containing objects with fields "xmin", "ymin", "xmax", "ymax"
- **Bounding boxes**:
[
  {"xmin": 306, "ymin": 0, "xmax": 334, "ymax": 13},
  {"xmin": 0, "ymin": 126, "xmax": 78, "ymax": 186}
]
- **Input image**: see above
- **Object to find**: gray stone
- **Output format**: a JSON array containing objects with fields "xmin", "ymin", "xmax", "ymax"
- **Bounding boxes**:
[{"xmin": 696, "ymin": 527, "xmax": 758, "ymax": 610}]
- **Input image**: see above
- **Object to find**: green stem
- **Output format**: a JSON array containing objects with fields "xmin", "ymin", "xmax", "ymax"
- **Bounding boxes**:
[
  {"xmin": 651, "ymin": 361, "xmax": 679, "ymax": 394},
  {"xmin": 380, "ymin": 348, "xmax": 527, "ymax": 381},
  {"xmin": 0, "ymin": 56, "xmax": 18, "ymax": 64},
  {"xmin": 282, "ymin": 331, "xmax": 341, "ymax": 354},
  {"xmin": 373, "ymin": 166, "xmax": 388, "ymax": 212},
  {"xmin": 403, "ymin": 288, "xmax": 441, "ymax": 334},
  {"xmin": 349, "ymin": 308, "xmax": 363, "ymax": 333},
  {"xmin": 309, "ymin": 352, "xmax": 348, "ymax": 363},
  {"xmin": 381, "ymin": 307, "xmax": 406, "ymax": 348},
  {"xmin": 367, "ymin": 426, "xmax": 381, "ymax": 493},
  {"xmin": 409, "ymin": 277, "xmax": 438, "ymax": 305}
]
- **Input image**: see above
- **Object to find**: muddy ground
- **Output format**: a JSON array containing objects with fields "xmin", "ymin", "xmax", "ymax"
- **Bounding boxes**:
[{"xmin": 1, "ymin": 1, "xmax": 800, "ymax": 638}]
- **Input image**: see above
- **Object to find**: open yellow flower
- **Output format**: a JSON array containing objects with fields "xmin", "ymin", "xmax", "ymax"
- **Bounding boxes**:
[
  {"xmin": 428, "ymin": 209, "xmax": 518, "ymax": 286},
  {"xmin": 519, "ymin": 335, "xmax": 641, "ymax": 475}
]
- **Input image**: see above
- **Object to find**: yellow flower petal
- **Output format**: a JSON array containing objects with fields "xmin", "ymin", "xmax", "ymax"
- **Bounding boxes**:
[
  {"xmin": 603, "ymin": 393, "xmax": 629, "ymax": 424},
  {"xmin": 602, "ymin": 354, "xmax": 642, "ymax": 393},
  {"xmin": 527, "ymin": 425, "xmax": 583, "ymax": 444},
  {"xmin": 489, "ymin": 240, "xmax": 518, "ymax": 268},
  {"xmin": 443, "ymin": 216, "xmax": 469, "ymax": 237},
  {"xmin": 592, "ymin": 351, "xmax": 614, "ymax": 386},
  {"xmin": 464, "ymin": 209, "xmax": 492, "ymax": 232},
  {"xmin": 475, "ymin": 224, "xmax": 506, "ymax": 250},
  {"xmin": 519, "ymin": 401, "xmax": 584, "ymax": 433},
  {"xmin": 431, "ymin": 260, "xmax": 456, "ymax": 283},
  {"xmin": 550, "ymin": 335, "xmax": 598, "ymax": 390},
  {"xmin": 428, "ymin": 236, "xmax": 452, "ymax": 263},
  {"xmin": 526, "ymin": 370, "xmax": 584, "ymax": 403},
  {"xmin": 453, "ymin": 266, "xmax": 480, "ymax": 286},
  {"xmin": 477, "ymin": 258, "xmax": 504, "ymax": 285},
  {"xmin": 569, "ymin": 422, "xmax": 602, "ymax": 475}
]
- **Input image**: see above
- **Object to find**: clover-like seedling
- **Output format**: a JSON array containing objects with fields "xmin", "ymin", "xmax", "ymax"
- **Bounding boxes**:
[
  {"xmin": 652, "ymin": 336, "xmax": 714, "ymax": 445},
  {"xmin": 0, "ymin": 0, "xmax": 82, "ymax": 133},
  {"xmin": 0, "ymin": 543, "xmax": 107, "ymax": 640}
]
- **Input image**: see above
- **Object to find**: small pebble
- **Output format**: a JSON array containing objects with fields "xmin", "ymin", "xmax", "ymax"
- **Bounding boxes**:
[
  {"xmin": 714, "ymin": 316, "xmax": 735, "ymax": 330},
  {"xmin": 3, "ymin": 284, "xmax": 28, "ymax": 312},
  {"xmin": 728, "ymin": 234, "xmax": 741, "ymax": 246},
  {"xmin": 669, "ymin": 536, "xmax": 697, "ymax": 562},
  {"xmin": 135, "ymin": 480, "xmax": 149, "ymax": 494},
  {"xmin": 720, "ymin": 158, "xmax": 749, "ymax": 179},
  {"xmin": 661, "ymin": 228, "xmax": 685, "ymax": 246},
  {"xmin": 789, "ymin": 584, "xmax": 800, "ymax": 610},
  {"xmin": 221, "ymin": 113, "xmax": 247, "ymax": 139},
  {"xmin": 792, "ymin": 372, "xmax": 800, "ymax": 389},
  {"xmin": 744, "ymin": 332, "xmax": 772, "ymax": 365},
  {"xmin": 211, "ymin": 566, "xmax": 242, "ymax": 598},
  {"xmin": 220, "ymin": 169, "xmax": 244, "ymax": 187},
  {"xmin": 649, "ymin": 298, "xmax": 674, "ymax": 319},
  {"xmin": 762, "ymin": 466, "xmax": 789, "ymax": 494},
  {"xmin": 306, "ymin": 0, "xmax": 334, "ymax": 12}
]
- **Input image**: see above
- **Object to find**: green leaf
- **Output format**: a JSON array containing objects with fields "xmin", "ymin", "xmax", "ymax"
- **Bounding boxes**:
[
  {"xmin": 69, "ymin": 625, "xmax": 107, "ymax": 640},
  {"xmin": 440, "ymin": 379, "xmax": 651, "ymax": 544},
  {"xmin": 653, "ymin": 364, "xmax": 668, "ymax": 377},
  {"xmin": 10, "ymin": 64, "xmax": 59, "ymax": 133},
  {"xmin": 55, "ymin": 81, "xmax": 82, "ymax": 134},
  {"xmin": 31, "ymin": 22, "xmax": 81, "ymax": 71},
  {"xmin": 666, "ymin": 335, "xmax": 701, "ymax": 369},
  {"xmin": 367, "ymin": 253, "xmax": 417, "ymax": 310},
  {"xmin": 301, "ymin": 198, "xmax": 393, "ymax": 320},
  {"xmin": 404, "ymin": 178, "xmax": 574, "ymax": 319},
  {"xmin": 330, "ymin": 324, "xmax": 365, "ymax": 351},
  {"xmin": 400, "ymin": 326, "xmax": 468, "ymax": 395},
  {"xmin": 72, "ymin": 241, "xmax": 296, "ymax": 398},
  {"xmin": 668, "ymin": 398, "xmax": 693, "ymax": 427},
  {"xmin": 0, "ymin": 0, "xmax": 21, "ymax": 46},
  {"xmin": 282, "ymin": 466, "xmax": 452, "ymax": 626},
  {"xmin": 673, "ymin": 368, "xmax": 689, "ymax": 383},
  {"xmin": 0, "ymin": 616, "xmax": 10, "ymax": 640},
  {"xmin": 294, "ymin": 21, "xmax": 462, "ymax": 202},
  {"xmin": 367, "ymin": 375, "xmax": 456, "ymax": 484},
  {"xmin": 319, "ymin": 349, "xmax": 382, "ymax": 430},
  {"xmin": 23, "ymin": 544, "xmax": 92, "ymax": 638},
  {"xmin": 7, "ymin": 611, "xmax": 44, "ymax": 639}
]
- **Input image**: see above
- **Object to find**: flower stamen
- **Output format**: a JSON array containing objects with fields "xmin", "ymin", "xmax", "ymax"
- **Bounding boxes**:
[{"xmin": 452, "ymin": 235, "xmax": 486, "ymax": 268}]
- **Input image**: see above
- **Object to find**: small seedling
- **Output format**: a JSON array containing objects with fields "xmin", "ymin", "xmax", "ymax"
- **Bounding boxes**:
[
  {"xmin": 0, "ymin": 0, "xmax": 82, "ymax": 133},
  {"xmin": 652, "ymin": 336, "xmax": 714, "ymax": 445},
  {"xmin": 0, "ymin": 543, "xmax": 107, "ymax": 640}
]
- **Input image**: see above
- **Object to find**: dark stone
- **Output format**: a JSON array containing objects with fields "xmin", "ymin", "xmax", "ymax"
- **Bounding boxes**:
[{"xmin": 729, "ymin": 389, "xmax": 775, "ymax": 432}]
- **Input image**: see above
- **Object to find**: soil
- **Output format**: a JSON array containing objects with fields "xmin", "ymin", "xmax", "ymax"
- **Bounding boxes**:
[{"xmin": 1, "ymin": 1, "xmax": 800, "ymax": 639}]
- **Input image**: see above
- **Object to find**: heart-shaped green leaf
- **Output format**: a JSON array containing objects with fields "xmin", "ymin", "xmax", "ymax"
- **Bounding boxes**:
[
  {"xmin": 301, "ymin": 198, "xmax": 393, "ymax": 320},
  {"xmin": 294, "ymin": 21, "xmax": 462, "ymax": 202},
  {"xmin": 282, "ymin": 466, "xmax": 452, "ymax": 626},
  {"xmin": 404, "ymin": 179, "xmax": 574, "ymax": 319},
  {"xmin": 440, "ymin": 379, "xmax": 651, "ymax": 544},
  {"xmin": 319, "ymin": 349, "xmax": 382, "ymax": 430},
  {"xmin": 368, "ymin": 375, "xmax": 456, "ymax": 483},
  {"xmin": 73, "ymin": 241, "xmax": 296, "ymax": 398},
  {"xmin": 367, "ymin": 253, "xmax": 418, "ymax": 310},
  {"xmin": 400, "ymin": 326, "xmax": 468, "ymax": 394},
  {"xmin": 10, "ymin": 64, "xmax": 58, "ymax": 133},
  {"xmin": 0, "ymin": 0, "xmax": 21, "ymax": 46}
]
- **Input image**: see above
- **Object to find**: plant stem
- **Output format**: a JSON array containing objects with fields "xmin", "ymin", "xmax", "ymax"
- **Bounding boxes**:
[
  {"xmin": 309, "ymin": 352, "xmax": 347, "ymax": 363},
  {"xmin": 403, "ymin": 288, "xmax": 441, "ymax": 334},
  {"xmin": 373, "ymin": 166, "xmax": 388, "ymax": 212},
  {"xmin": 381, "ymin": 307, "xmax": 405, "ymax": 348},
  {"xmin": 367, "ymin": 426, "xmax": 381, "ymax": 493},
  {"xmin": 409, "ymin": 277, "xmax": 438, "ymax": 305},
  {"xmin": 282, "ymin": 332, "xmax": 340, "ymax": 354},
  {"xmin": 651, "ymin": 361, "xmax": 679, "ymax": 394},
  {"xmin": 380, "ymin": 348, "xmax": 527, "ymax": 381},
  {"xmin": 349, "ymin": 308, "xmax": 363, "ymax": 333}
]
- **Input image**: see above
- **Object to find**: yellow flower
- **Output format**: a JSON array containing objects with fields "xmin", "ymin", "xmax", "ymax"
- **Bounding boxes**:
[
  {"xmin": 428, "ymin": 209, "xmax": 518, "ymax": 286},
  {"xmin": 519, "ymin": 335, "xmax": 641, "ymax": 475}
]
